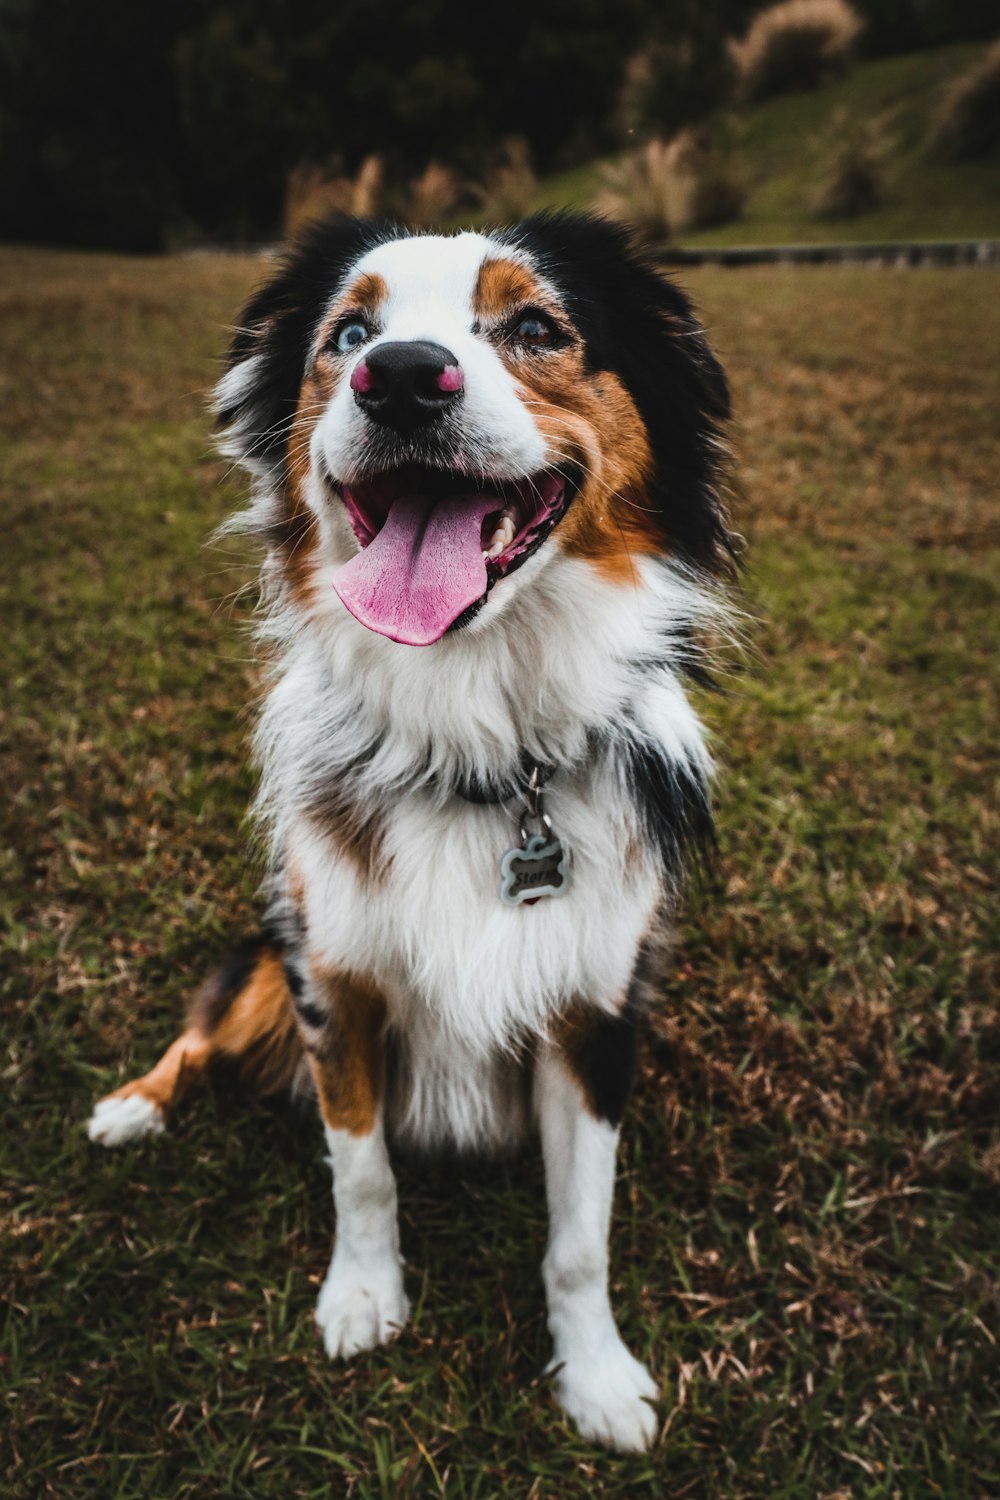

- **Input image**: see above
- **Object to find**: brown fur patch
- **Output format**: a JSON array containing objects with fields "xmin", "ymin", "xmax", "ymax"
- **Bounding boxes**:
[
  {"xmin": 307, "ymin": 971, "xmax": 387, "ymax": 1136},
  {"xmin": 271, "ymin": 373, "xmax": 325, "ymax": 608},
  {"xmin": 306, "ymin": 784, "xmax": 388, "ymax": 884},
  {"xmin": 311, "ymin": 271, "xmax": 389, "ymax": 371},
  {"xmin": 103, "ymin": 948, "xmax": 301, "ymax": 1118},
  {"xmin": 212, "ymin": 948, "xmax": 302, "ymax": 1095},
  {"xmin": 327, "ymin": 270, "xmax": 388, "ymax": 328},
  {"xmin": 473, "ymin": 257, "xmax": 547, "ymax": 324},
  {"xmin": 271, "ymin": 273, "xmax": 388, "ymax": 611},
  {"xmin": 516, "ymin": 355, "xmax": 663, "ymax": 583},
  {"xmin": 551, "ymin": 1003, "xmax": 605, "ymax": 1117},
  {"xmin": 471, "ymin": 256, "xmax": 665, "ymax": 584}
]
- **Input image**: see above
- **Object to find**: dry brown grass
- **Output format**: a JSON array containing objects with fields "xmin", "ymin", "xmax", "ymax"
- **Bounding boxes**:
[
  {"xmin": 473, "ymin": 137, "xmax": 539, "ymax": 222},
  {"xmin": 406, "ymin": 160, "xmax": 463, "ymax": 228},
  {"xmin": 729, "ymin": 0, "xmax": 863, "ymax": 103},
  {"xmin": 283, "ymin": 155, "xmax": 385, "ymax": 237},
  {"xmin": 928, "ymin": 37, "xmax": 1000, "ymax": 161}
]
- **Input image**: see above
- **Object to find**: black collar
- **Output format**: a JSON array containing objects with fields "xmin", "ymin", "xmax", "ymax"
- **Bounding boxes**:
[{"xmin": 452, "ymin": 755, "xmax": 555, "ymax": 806}]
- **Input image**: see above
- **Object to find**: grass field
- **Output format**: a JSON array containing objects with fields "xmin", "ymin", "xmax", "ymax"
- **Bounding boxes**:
[
  {"xmin": 538, "ymin": 45, "xmax": 1000, "ymax": 246},
  {"xmin": 2, "ymin": 247, "xmax": 999, "ymax": 1497}
]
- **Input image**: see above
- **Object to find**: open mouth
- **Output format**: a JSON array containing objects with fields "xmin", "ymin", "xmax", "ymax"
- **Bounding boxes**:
[{"xmin": 330, "ymin": 463, "xmax": 575, "ymax": 646}]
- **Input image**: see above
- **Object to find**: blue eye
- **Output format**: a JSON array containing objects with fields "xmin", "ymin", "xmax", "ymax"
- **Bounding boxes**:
[{"xmin": 335, "ymin": 320, "xmax": 370, "ymax": 353}]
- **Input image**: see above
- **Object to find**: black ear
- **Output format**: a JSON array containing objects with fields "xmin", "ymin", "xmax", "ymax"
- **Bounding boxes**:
[
  {"xmin": 505, "ymin": 211, "xmax": 735, "ymax": 576},
  {"xmin": 213, "ymin": 215, "xmax": 398, "ymax": 476}
]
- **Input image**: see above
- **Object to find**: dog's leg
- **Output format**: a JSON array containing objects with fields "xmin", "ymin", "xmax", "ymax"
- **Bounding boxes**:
[
  {"xmin": 88, "ymin": 938, "xmax": 299, "ymax": 1146},
  {"xmin": 298, "ymin": 968, "xmax": 409, "ymax": 1359},
  {"xmin": 536, "ymin": 1002, "xmax": 658, "ymax": 1453}
]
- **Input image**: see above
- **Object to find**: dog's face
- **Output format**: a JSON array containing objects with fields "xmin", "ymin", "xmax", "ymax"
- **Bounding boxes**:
[{"xmin": 217, "ymin": 213, "xmax": 732, "ymax": 646}]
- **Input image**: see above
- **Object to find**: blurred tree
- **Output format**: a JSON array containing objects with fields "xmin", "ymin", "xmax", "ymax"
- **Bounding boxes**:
[
  {"xmin": 2, "ymin": 0, "xmax": 660, "ymax": 246},
  {"xmin": 0, "ymin": 0, "xmax": 994, "ymax": 248},
  {"xmin": 0, "ymin": 0, "xmax": 188, "ymax": 249},
  {"xmin": 855, "ymin": 0, "xmax": 998, "ymax": 57}
]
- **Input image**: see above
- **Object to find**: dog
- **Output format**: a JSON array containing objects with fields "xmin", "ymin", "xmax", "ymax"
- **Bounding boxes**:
[{"xmin": 88, "ymin": 211, "xmax": 734, "ymax": 1453}]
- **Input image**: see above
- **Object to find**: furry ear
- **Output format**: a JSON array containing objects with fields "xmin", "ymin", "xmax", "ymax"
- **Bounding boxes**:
[
  {"xmin": 213, "ymin": 215, "xmax": 396, "ymax": 478},
  {"xmin": 506, "ymin": 211, "xmax": 736, "ymax": 577}
]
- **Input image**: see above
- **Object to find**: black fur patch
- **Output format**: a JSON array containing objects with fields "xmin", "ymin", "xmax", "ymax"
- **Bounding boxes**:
[
  {"xmin": 291, "ymin": 992, "xmax": 327, "ymax": 1031},
  {"xmin": 218, "ymin": 215, "xmax": 400, "ymax": 474},
  {"xmin": 500, "ymin": 211, "xmax": 734, "ymax": 578},
  {"xmin": 566, "ymin": 937, "xmax": 665, "ymax": 1126},
  {"xmin": 282, "ymin": 955, "xmax": 327, "ymax": 1031},
  {"xmin": 614, "ymin": 721, "xmax": 715, "ymax": 884},
  {"xmin": 585, "ymin": 997, "xmax": 642, "ymax": 1127},
  {"xmin": 283, "ymin": 960, "xmax": 305, "ymax": 997}
]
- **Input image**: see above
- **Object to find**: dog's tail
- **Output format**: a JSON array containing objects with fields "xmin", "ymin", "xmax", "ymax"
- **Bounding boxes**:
[{"xmin": 87, "ymin": 934, "xmax": 305, "ymax": 1147}]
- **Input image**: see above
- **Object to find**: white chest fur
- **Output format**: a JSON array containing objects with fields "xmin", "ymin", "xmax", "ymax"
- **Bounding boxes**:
[
  {"xmin": 255, "ymin": 549, "xmax": 715, "ymax": 1143},
  {"xmin": 291, "ymin": 767, "xmax": 660, "ymax": 1052}
]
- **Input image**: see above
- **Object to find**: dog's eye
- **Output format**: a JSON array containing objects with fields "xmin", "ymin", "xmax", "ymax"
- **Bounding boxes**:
[
  {"xmin": 333, "ymin": 319, "xmax": 370, "ymax": 354},
  {"xmin": 513, "ymin": 312, "xmax": 557, "ymax": 349}
]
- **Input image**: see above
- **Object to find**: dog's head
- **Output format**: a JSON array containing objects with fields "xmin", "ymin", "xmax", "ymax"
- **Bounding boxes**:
[{"xmin": 216, "ymin": 212, "xmax": 733, "ymax": 647}]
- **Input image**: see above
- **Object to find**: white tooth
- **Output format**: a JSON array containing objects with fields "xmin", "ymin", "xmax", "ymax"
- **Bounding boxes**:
[{"xmin": 484, "ymin": 512, "xmax": 517, "ymax": 559}]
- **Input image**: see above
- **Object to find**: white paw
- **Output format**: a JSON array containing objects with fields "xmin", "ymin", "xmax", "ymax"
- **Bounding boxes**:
[
  {"xmin": 87, "ymin": 1093, "xmax": 165, "ymax": 1147},
  {"xmin": 553, "ymin": 1337, "xmax": 659, "ymax": 1453},
  {"xmin": 315, "ymin": 1254, "xmax": 410, "ymax": 1360}
]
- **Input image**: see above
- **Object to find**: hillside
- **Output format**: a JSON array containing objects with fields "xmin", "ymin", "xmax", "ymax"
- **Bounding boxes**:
[{"xmin": 537, "ymin": 44, "xmax": 1000, "ymax": 245}]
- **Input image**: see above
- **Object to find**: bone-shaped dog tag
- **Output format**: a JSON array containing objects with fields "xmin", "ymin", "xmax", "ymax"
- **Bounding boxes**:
[{"xmin": 500, "ymin": 832, "xmax": 570, "ymax": 907}]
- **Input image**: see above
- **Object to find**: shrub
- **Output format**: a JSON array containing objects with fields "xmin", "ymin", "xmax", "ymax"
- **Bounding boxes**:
[
  {"xmin": 473, "ymin": 138, "xmax": 538, "ymax": 222},
  {"xmin": 688, "ymin": 164, "xmax": 747, "ymax": 229},
  {"xmin": 283, "ymin": 156, "xmax": 385, "ymax": 237},
  {"xmin": 812, "ymin": 113, "xmax": 890, "ymax": 219},
  {"xmin": 729, "ymin": 0, "xmax": 863, "ymax": 103},
  {"xmin": 928, "ymin": 39, "xmax": 1000, "ymax": 161},
  {"xmin": 618, "ymin": 37, "xmax": 735, "ymax": 141},
  {"xmin": 596, "ymin": 133, "xmax": 745, "ymax": 243}
]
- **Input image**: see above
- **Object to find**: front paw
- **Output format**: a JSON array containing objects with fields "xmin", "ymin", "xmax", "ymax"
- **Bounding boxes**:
[
  {"xmin": 315, "ymin": 1255, "xmax": 410, "ymax": 1360},
  {"xmin": 553, "ymin": 1337, "xmax": 659, "ymax": 1453}
]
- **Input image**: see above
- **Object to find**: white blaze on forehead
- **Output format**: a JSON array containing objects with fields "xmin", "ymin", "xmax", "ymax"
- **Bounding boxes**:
[
  {"xmin": 348, "ymin": 231, "xmax": 496, "ymax": 342},
  {"xmin": 314, "ymin": 229, "xmax": 549, "ymax": 489}
]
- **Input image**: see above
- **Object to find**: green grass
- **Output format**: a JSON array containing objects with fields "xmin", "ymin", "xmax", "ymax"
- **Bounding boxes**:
[
  {"xmin": 2, "ymin": 248, "xmax": 999, "ymax": 1497},
  {"xmin": 536, "ymin": 45, "xmax": 1000, "ymax": 245}
]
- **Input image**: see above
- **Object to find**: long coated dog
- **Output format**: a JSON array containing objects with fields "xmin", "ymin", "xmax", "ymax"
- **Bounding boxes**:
[{"xmin": 88, "ymin": 211, "xmax": 735, "ymax": 1453}]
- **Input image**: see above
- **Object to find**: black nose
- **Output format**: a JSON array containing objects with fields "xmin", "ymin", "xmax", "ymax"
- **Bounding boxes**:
[{"xmin": 350, "ymin": 340, "xmax": 464, "ymax": 434}]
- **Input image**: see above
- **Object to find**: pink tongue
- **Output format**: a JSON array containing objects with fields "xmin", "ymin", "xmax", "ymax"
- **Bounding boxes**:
[{"xmin": 333, "ymin": 493, "xmax": 501, "ymax": 646}]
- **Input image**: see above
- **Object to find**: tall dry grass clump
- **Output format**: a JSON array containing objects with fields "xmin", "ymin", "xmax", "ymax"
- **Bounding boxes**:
[
  {"xmin": 474, "ymin": 138, "xmax": 538, "ymax": 222},
  {"xmin": 928, "ymin": 39, "xmax": 1000, "ymax": 161},
  {"xmin": 407, "ymin": 161, "xmax": 462, "ymax": 227},
  {"xmin": 596, "ymin": 137, "xmax": 694, "ymax": 245},
  {"xmin": 729, "ymin": 0, "xmax": 863, "ymax": 103},
  {"xmin": 596, "ymin": 133, "xmax": 744, "ymax": 244},
  {"xmin": 284, "ymin": 155, "xmax": 384, "ymax": 237}
]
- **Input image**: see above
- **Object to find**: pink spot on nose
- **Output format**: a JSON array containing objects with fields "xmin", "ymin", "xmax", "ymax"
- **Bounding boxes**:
[
  {"xmin": 436, "ymin": 364, "xmax": 463, "ymax": 394},
  {"xmin": 350, "ymin": 360, "xmax": 374, "ymax": 394}
]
